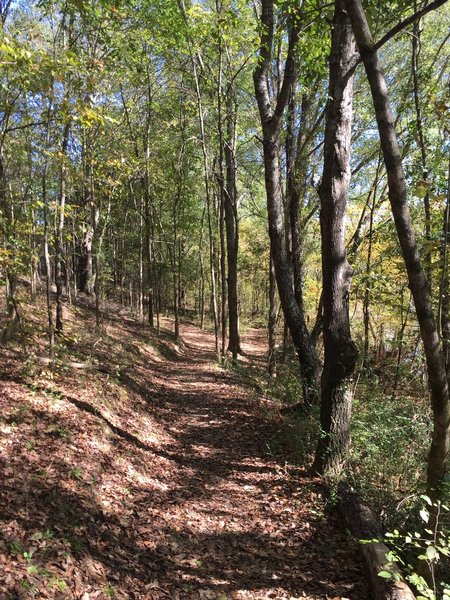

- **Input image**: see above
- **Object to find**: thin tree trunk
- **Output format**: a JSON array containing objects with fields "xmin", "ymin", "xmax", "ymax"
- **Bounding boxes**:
[
  {"xmin": 207, "ymin": 188, "xmax": 219, "ymax": 355},
  {"xmin": 42, "ymin": 107, "xmax": 55, "ymax": 357},
  {"xmin": 55, "ymin": 121, "xmax": 70, "ymax": 334},
  {"xmin": 412, "ymin": 14, "xmax": 432, "ymax": 286},
  {"xmin": 178, "ymin": 0, "xmax": 219, "ymax": 354},
  {"xmin": 138, "ymin": 200, "xmax": 144, "ymax": 321},
  {"xmin": 392, "ymin": 287, "xmax": 412, "ymax": 399},
  {"xmin": 268, "ymin": 249, "xmax": 277, "ymax": 376},
  {"xmin": 224, "ymin": 87, "xmax": 240, "ymax": 360},
  {"xmin": 93, "ymin": 203, "xmax": 101, "ymax": 328},
  {"xmin": 362, "ymin": 170, "xmax": 379, "ymax": 365},
  {"xmin": 30, "ymin": 207, "xmax": 37, "ymax": 300},
  {"xmin": 0, "ymin": 151, "xmax": 20, "ymax": 336},
  {"xmin": 172, "ymin": 190, "xmax": 180, "ymax": 341},
  {"xmin": 439, "ymin": 158, "xmax": 450, "ymax": 372},
  {"xmin": 199, "ymin": 205, "xmax": 206, "ymax": 330},
  {"xmin": 145, "ymin": 196, "xmax": 154, "ymax": 327},
  {"xmin": 219, "ymin": 184, "xmax": 227, "ymax": 356},
  {"xmin": 215, "ymin": 17, "xmax": 227, "ymax": 357}
]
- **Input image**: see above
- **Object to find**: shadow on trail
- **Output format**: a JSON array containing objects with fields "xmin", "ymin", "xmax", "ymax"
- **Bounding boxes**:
[
  {"xmin": 0, "ymin": 307, "xmax": 367, "ymax": 598},
  {"xmin": 0, "ymin": 423, "xmax": 354, "ymax": 599}
]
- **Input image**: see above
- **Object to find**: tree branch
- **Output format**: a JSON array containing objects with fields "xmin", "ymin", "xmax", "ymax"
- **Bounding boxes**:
[
  {"xmin": 374, "ymin": 0, "xmax": 449, "ymax": 52},
  {"xmin": 273, "ymin": 24, "xmax": 299, "ymax": 123},
  {"xmin": 253, "ymin": 0, "xmax": 275, "ymax": 122}
]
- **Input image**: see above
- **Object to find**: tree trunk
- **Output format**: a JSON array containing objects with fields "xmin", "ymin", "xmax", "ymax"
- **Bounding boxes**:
[
  {"xmin": 268, "ymin": 249, "xmax": 277, "ymax": 376},
  {"xmin": 412, "ymin": 14, "xmax": 432, "ymax": 287},
  {"xmin": 199, "ymin": 205, "xmax": 206, "ymax": 330},
  {"xmin": 145, "ymin": 194, "xmax": 155, "ymax": 327},
  {"xmin": 219, "ymin": 185, "xmax": 227, "ymax": 356},
  {"xmin": 224, "ymin": 87, "xmax": 240, "ymax": 360},
  {"xmin": 338, "ymin": 487, "xmax": 416, "ymax": 600},
  {"xmin": 439, "ymin": 158, "xmax": 450, "ymax": 372},
  {"xmin": 312, "ymin": 0, "xmax": 358, "ymax": 478},
  {"xmin": 41, "ymin": 103, "xmax": 54, "ymax": 356},
  {"xmin": 345, "ymin": 0, "xmax": 450, "ymax": 496},
  {"xmin": 55, "ymin": 122, "xmax": 70, "ymax": 334},
  {"xmin": 0, "ymin": 151, "xmax": 20, "ymax": 337},
  {"xmin": 253, "ymin": 0, "xmax": 320, "ymax": 404}
]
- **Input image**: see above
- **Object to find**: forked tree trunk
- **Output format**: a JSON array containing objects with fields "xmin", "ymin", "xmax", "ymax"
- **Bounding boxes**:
[
  {"xmin": 312, "ymin": 0, "xmax": 358, "ymax": 478},
  {"xmin": 253, "ymin": 0, "xmax": 320, "ymax": 404},
  {"xmin": 344, "ymin": 0, "xmax": 450, "ymax": 496}
]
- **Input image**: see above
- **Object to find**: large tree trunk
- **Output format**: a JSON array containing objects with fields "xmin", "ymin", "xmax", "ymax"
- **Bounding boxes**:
[
  {"xmin": 344, "ymin": 0, "xmax": 450, "ymax": 496},
  {"xmin": 253, "ymin": 0, "xmax": 320, "ymax": 405},
  {"xmin": 312, "ymin": 0, "xmax": 358, "ymax": 478}
]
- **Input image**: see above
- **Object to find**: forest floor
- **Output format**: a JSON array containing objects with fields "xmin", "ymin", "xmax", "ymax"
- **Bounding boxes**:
[{"xmin": 0, "ymin": 295, "xmax": 368, "ymax": 600}]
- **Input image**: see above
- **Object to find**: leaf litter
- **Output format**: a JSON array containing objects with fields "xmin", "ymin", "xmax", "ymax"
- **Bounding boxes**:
[{"xmin": 0, "ymin": 299, "xmax": 368, "ymax": 599}]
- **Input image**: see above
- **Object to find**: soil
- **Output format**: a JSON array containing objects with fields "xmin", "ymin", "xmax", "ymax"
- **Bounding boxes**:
[{"xmin": 0, "ymin": 299, "xmax": 368, "ymax": 599}]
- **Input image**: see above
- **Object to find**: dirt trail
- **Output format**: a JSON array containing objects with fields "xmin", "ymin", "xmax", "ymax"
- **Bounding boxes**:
[{"xmin": 0, "ymin": 315, "xmax": 367, "ymax": 599}]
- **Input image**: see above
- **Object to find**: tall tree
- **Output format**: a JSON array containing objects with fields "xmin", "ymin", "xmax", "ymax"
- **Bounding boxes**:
[
  {"xmin": 344, "ymin": 0, "xmax": 450, "ymax": 496},
  {"xmin": 312, "ymin": 0, "xmax": 358, "ymax": 478},
  {"xmin": 253, "ymin": 0, "xmax": 320, "ymax": 404}
]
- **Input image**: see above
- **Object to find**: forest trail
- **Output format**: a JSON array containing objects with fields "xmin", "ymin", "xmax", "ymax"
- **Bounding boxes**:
[{"xmin": 1, "ymin": 305, "xmax": 367, "ymax": 599}]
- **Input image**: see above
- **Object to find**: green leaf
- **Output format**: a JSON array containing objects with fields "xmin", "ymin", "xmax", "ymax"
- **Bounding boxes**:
[
  {"xmin": 420, "ymin": 509, "xmax": 429, "ymax": 523},
  {"xmin": 378, "ymin": 571, "xmax": 393, "ymax": 579},
  {"xmin": 27, "ymin": 565, "xmax": 38, "ymax": 574},
  {"xmin": 426, "ymin": 546, "xmax": 437, "ymax": 561}
]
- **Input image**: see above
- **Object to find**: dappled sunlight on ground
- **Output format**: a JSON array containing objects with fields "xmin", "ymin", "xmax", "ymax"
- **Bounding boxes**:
[{"xmin": 0, "ymin": 299, "xmax": 367, "ymax": 599}]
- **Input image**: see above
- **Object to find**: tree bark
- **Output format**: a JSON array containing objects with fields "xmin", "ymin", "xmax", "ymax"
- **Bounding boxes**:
[
  {"xmin": 253, "ymin": 0, "xmax": 320, "ymax": 405},
  {"xmin": 224, "ymin": 86, "xmax": 240, "ymax": 360},
  {"xmin": 268, "ymin": 249, "xmax": 277, "ymax": 376},
  {"xmin": 312, "ymin": 0, "xmax": 358, "ymax": 478},
  {"xmin": 412, "ymin": 14, "xmax": 431, "ymax": 286},
  {"xmin": 439, "ymin": 158, "xmax": 450, "ymax": 372},
  {"xmin": 344, "ymin": 0, "xmax": 450, "ymax": 496},
  {"xmin": 41, "ymin": 102, "xmax": 55, "ymax": 356},
  {"xmin": 55, "ymin": 121, "xmax": 70, "ymax": 334},
  {"xmin": 338, "ymin": 487, "xmax": 416, "ymax": 600}
]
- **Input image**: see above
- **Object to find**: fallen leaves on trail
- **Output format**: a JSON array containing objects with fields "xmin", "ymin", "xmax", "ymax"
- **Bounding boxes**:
[{"xmin": 0, "ymin": 302, "xmax": 367, "ymax": 599}]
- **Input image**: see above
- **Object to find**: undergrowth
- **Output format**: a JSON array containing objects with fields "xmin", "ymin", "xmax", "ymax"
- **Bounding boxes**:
[{"xmin": 231, "ymin": 354, "xmax": 449, "ymax": 521}]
